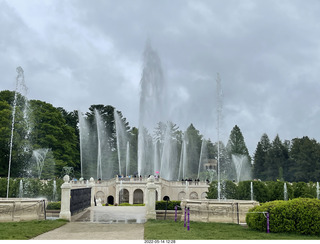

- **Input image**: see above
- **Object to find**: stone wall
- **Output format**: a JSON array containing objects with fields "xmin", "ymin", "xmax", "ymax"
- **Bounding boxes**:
[
  {"xmin": 181, "ymin": 199, "xmax": 259, "ymax": 224},
  {"xmin": 0, "ymin": 198, "xmax": 46, "ymax": 222}
]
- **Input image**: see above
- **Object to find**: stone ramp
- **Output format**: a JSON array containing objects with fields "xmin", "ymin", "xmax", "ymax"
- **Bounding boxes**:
[{"xmin": 32, "ymin": 206, "xmax": 146, "ymax": 240}]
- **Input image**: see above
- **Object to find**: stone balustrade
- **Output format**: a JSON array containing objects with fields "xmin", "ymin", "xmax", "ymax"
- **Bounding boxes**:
[{"xmin": 0, "ymin": 198, "xmax": 46, "ymax": 222}]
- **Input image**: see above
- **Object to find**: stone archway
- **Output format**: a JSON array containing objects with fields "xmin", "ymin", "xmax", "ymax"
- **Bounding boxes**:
[
  {"xmin": 95, "ymin": 191, "xmax": 105, "ymax": 204},
  {"xmin": 178, "ymin": 191, "xmax": 186, "ymax": 200},
  {"xmin": 133, "ymin": 189, "xmax": 144, "ymax": 204},
  {"xmin": 119, "ymin": 189, "xmax": 129, "ymax": 204},
  {"xmin": 189, "ymin": 192, "xmax": 198, "ymax": 199},
  {"xmin": 201, "ymin": 192, "xmax": 207, "ymax": 199},
  {"xmin": 107, "ymin": 195, "xmax": 114, "ymax": 205},
  {"xmin": 163, "ymin": 196, "xmax": 170, "ymax": 201}
]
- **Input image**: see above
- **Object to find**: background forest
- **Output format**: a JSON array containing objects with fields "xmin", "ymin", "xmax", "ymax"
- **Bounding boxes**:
[{"xmin": 0, "ymin": 89, "xmax": 320, "ymax": 183}]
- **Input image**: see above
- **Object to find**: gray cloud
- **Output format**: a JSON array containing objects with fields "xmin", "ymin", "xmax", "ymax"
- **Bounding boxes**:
[{"xmin": 1, "ymin": 0, "xmax": 320, "ymax": 156}]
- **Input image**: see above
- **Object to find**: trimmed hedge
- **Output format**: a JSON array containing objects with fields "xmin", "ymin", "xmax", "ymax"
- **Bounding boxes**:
[
  {"xmin": 207, "ymin": 180, "xmax": 319, "ymax": 203},
  {"xmin": 246, "ymin": 198, "xmax": 320, "ymax": 235},
  {"xmin": 156, "ymin": 201, "xmax": 181, "ymax": 210},
  {"xmin": 46, "ymin": 201, "xmax": 61, "ymax": 210}
]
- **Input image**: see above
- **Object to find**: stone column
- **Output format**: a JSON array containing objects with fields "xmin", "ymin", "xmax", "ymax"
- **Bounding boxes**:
[
  {"xmin": 129, "ymin": 188, "xmax": 134, "ymax": 205},
  {"xmin": 59, "ymin": 175, "xmax": 71, "ymax": 221},
  {"xmin": 146, "ymin": 175, "xmax": 157, "ymax": 219}
]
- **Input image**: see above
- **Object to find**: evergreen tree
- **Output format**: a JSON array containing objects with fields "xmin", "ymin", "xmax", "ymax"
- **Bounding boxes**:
[
  {"xmin": 185, "ymin": 123, "xmax": 202, "ymax": 178},
  {"xmin": 226, "ymin": 125, "xmax": 251, "ymax": 180},
  {"xmin": 253, "ymin": 133, "xmax": 271, "ymax": 180},
  {"xmin": 265, "ymin": 135, "xmax": 289, "ymax": 181},
  {"xmin": 289, "ymin": 136, "xmax": 320, "ymax": 182}
]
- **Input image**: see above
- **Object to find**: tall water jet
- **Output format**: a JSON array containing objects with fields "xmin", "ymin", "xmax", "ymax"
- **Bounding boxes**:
[
  {"xmin": 138, "ymin": 41, "xmax": 166, "ymax": 177},
  {"xmin": 78, "ymin": 111, "xmax": 90, "ymax": 178},
  {"xmin": 7, "ymin": 67, "xmax": 28, "ymax": 198},
  {"xmin": 232, "ymin": 154, "xmax": 248, "ymax": 183},
  {"xmin": 197, "ymin": 139, "xmax": 208, "ymax": 179},
  {"xmin": 19, "ymin": 180, "xmax": 23, "ymax": 198},
  {"xmin": 178, "ymin": 133, "xmax": 188, "ymax": 179},
  {"xmin": 250, "ymin": 181, "xmax": 253, "ymax": 201},
  {"xmin": 153, "ymin": 141, "xmax": 160, "ymax": 177},
  {"xmin": 216, "ymin": 73, "xmax": 223, "ymax": 200},
  {"xmin": 317, "ymin": 182, "xmax": 319, "ymax": 200},
  {"xmin": 95, "ymin": 109, "xmax": 103, "ymax": 180},
  {"xmin": 94, "ymin": 109, "xmax": 113, "ymax": 180},
  {"xmin": 159, "ymin": 122, "xmax": 179, "ymax": 180},
  {"xmin": 53, "ymin": 179, "xmax": 57, "ymax": 201},
  {"xmin": 126, "ymin": 141, "xmax": 130, "ymax": 176},
  {"xmin": 114, "ymin": 110, "xmax": 129, "ymax": 176},
  {"xmin": 284, "ymin": 182, "xmax": 288, "ymax": 201}
]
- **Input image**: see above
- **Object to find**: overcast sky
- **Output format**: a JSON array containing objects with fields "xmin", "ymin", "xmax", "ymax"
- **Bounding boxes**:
[{"xmin": 1, "ymin": 0, "xmax": 320, "ymax": 156}]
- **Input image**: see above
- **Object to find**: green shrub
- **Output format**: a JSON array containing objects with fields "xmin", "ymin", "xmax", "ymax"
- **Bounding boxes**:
[
  {"xmin": 246, "ymin": 198, "xmax": 320, "ymax": 235},
  {"xmin": 156, "ymin": 201, "xmax": 181, "ymax": 210},
  {"xmin": 118, "ymin": 203, "xmax": 145, "ymax": 206},
  {"xmin": 46, "ymin": 201, "xmax": 61, "ymax": 210}
]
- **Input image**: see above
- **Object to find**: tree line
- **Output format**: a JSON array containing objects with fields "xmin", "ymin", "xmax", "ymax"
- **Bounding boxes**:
[{"xmin": 0, "ymin": 89, "xmax": 319, "ymax": 183}]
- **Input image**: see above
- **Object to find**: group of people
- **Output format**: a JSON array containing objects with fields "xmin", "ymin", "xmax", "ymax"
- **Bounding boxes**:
[{"xmin": 181, "ymin": 178, "xmax": 201, "ymax": 185}]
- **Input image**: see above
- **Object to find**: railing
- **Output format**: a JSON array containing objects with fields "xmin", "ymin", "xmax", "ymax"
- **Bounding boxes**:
[{"xmin": 70, "ymin": 188, "xmax": 91, "ymax": 216}]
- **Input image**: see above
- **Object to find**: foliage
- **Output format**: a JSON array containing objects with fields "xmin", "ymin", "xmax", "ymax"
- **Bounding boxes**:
[
  {"xmin": 156, "ymin": 200, "xmax": 181, "ymax": 210},
  {"xmin": 0, "ymin": 178, "xmax": 63, "ymax": 201},
  {"xmin": 46, "ymin": 201, "xmax": 61, "ymax": 210},
  {"xmin": 207, "ymin": 180, "xmax": 317, "ymax": 202},
  {"xmin": 118, "ymin": 203, "xmax": 145, "ymax": 206},
  {"xmin": 246, "ymin": 198, "xmax": 320, "ymax": 235},
  {"xmin": 144, "ymin": 219, "xmax": 320, "ymax": 240},
  {"xmin": 0, "ymin": 219, "xmax": 67, "ymax": 240},
  {"xmin": 253, "ymin": 135, "xmax": 320, "ymax": 183},
  {"xmin": 2, "ymin": 87, "xmax": 320, "ymax": 183}
]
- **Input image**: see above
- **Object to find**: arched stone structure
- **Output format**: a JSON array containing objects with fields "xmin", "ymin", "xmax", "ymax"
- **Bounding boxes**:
[
  {"xmin": 178, "ymin": 191, "xmax": 186, "ymax": 200},
  {"xmin": 95, "ymin": 191, "xmax": 105, "ymax": 204},
  {"xmin": 107, "ymin": 195, "xmax": 114, "ymax": 205},
  {"xmin": 190, "ymin": 191, "xmax": 198, "ymax": 199},
  {"xmin": 201, "ymin": 192, "xmax": 207, "ymax": 199},
  {"xmin": 133, "ymin": 189, "xmax": 144, "ymax": 204},
  {"xmin": 119, "ymin": 189, "xmax": 129, "ymax": 204},
  {"xmin": 163, "ymin": 196, "xmax": 170, "ymax": 201}
]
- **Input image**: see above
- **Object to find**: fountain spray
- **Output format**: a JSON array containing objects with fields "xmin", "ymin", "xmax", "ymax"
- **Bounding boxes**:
[
  {"xmin": 7, "ymin": 67, "xmax": 27, "ymax": 198},
  {"xmin": 216, "ymin": 73, "xmax": 223, "ymax": 200}
]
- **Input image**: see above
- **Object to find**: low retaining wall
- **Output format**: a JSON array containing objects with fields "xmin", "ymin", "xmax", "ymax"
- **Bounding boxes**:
[
  {"xmin": 156, "ymin": 210, "xmax": 182, "ymax": 220},
  {"xmin": 181, "ymin": 199, "xmax": 259, "ymax": 224},
  {"xmin": 0, "ymin": 198, "xmax": 46, "ymax": 222}
]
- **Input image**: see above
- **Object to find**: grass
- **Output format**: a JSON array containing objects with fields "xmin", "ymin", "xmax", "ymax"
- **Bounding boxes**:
[
  {"xmin": 0, "ymin": 219, "xmax": 67, "ymax": 240},
  {"xmin": 144, "ymin": 220, "xmax": 320, "ymax": 240}
]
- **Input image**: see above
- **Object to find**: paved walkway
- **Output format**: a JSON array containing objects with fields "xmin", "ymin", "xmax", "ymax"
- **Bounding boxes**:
[{"xmin": 32, "ymin": 206, "xmax": 146, "ymax": 240}]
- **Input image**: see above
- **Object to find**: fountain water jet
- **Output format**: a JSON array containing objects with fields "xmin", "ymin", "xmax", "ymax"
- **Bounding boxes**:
[
  {"xmin": 284, "ymin": 183, "xmax": 288, "ymax": 201},
  {"xmin": 250, "ymin": 181, "xmax": 253, "ymax": 201},
  {"xmin": 232, "ymin": 154, "xmax": 248, "ymax": 183},
  {"xmin": 316, "ymin": 182, "xmax": 319, "ymax": 200},
  {"xmin": 53, "ymin": 179, "xmax": 57, "ymax": 201},
  {"xmin": 197, "ymin": 139, "xmax": 208, "ymax": 179},
  {"xmin": 216, "ymin": 74, "xmax": 223, "ymax": 200},
  {"xmin": 126, "ymin": 141, "xmax": 130, "ymax": 176},
  {"xmin": 138, "ymin": 41, "xmax": 166, "ymax": 177},
  {"xmin": 7, "ymin": 67, "xmax": 29, "ymax": 198},
  {"xmin": 32, "ymin": 148, "xmax": 49, "ymax": 179},
  {"xmin": 19, "ymin": 180, "xmax": 23, "ymax": 198},
  {"xmin": 114, "ymin": 110, "xmax": 129, "ymax": 175}
]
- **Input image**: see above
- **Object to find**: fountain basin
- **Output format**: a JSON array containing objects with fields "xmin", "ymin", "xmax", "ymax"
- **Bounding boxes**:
[
  {"xmin": 0, "ymin": 198, "xmax": 46, "ymax": 222},
  {"xmin": 181, "ymin": 199, "xmax": 259, "ymax": 224}
]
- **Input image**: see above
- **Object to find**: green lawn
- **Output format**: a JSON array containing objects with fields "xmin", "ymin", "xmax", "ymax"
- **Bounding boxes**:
[
  {"xmin": 144, "ymin": 220, "xmax": 320, "ymax": 240},
  {"xmin": 0, "ymin": 219, "xmax": 67, "ymax": 240}
]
